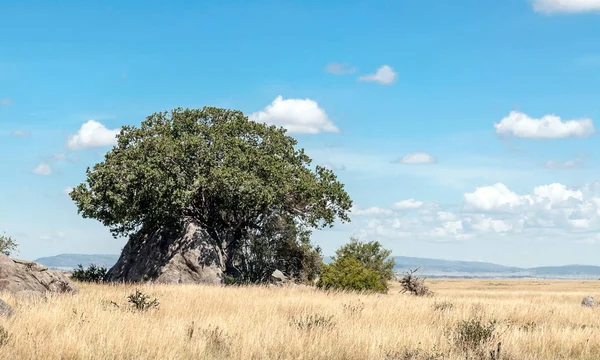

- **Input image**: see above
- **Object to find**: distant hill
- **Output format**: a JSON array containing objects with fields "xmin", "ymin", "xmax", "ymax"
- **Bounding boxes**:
[
  {"xmin": 35, "ymin": 254, "xmax": 600, "ymax": 279},
  {"xmin": 34, "ymin": 254, "xmax": 120, "ymax": 270},
  {"xmin": 325, "ymin": 256, "xmax": 600, "ymax": 280}
]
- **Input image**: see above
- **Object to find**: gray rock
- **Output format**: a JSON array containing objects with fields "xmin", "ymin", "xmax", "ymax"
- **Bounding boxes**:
[
  {"xmin": 582, "ymin": 296, "xmax": 595, "ymax": 307},
  {"xmin": 271, "ymin": 269, "xmax": 288, "ymax": 285},
  {"xmin": 0, "ymin": 254, "xmax": 78, "ymax": 294},
  {"xmin": 106, "ymin": 219, "xmax": 225, "ymax": 284},
  {"xmin": 0, "ymin": 299, "xmax": 14, "ymax": 317}
]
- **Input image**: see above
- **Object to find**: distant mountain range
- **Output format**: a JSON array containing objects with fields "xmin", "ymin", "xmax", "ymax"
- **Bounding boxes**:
[
  {"xmin": 328, "ymin": 256, "xmax": 600, "ymax": 280},
  {"xmin": 34, "ymin": 254, "xmax": 120, "ymax": 270},
  {"xmin": 34, "ymin": 254, "xmax": 600, "ymax": 279}
]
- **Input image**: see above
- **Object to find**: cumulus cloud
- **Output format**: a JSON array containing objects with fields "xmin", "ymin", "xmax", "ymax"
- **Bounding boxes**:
[
  {"xmin": 464, "ymin": 182, "xmax": 584, "ymax": 212},
  {"xmin": 67, "ymin": 120, "xmax": 120, "ymax": 150},
  {"xmin": 544, "ymin": 153, "xmax": 588, "ymax": 169},
  {"xmin": 545, "ymin": 159, "xmax": 580, "ymax": 168},
  {"xmin": 464, "ymin": 183, "xmax": 524, "ymax": 211},
  {"xmin": 397, "ymin": 152, "xmax": 436, "ymax": 164},
  {"xmin": 33, "ymin": 163, "xmax": 52, "ymax": 176},
  {"xmin": 393, "ymin": 199, "xmax": 424, "ymax": 210},
  {"xmin": 351, "ymin": 206, "xmax": 393, "ymax": 216},
  {"xmin": 532, "ymin": 0, "xmax": 600, "ymax": 13},
  {"xmin": 350, "ymin": 181, "xmax": 600, "ymax": 245},
  {"xmin": 325, "ymin": 62, "xmax": 357, "ymax": 75},
  {"xmin": 249, "ymin": 95, "xmax": 339, "ymax": 134},
  {"xmin": 322, "ymin": 162, "xmax": 346, "ymax": 171},
  {"xmin": 358, "ymin": 65, "xmax": 397, "ymax": 85},
  {"xmin": 10, "ymin": 130, "xmax": 30, "ymax": 138},
  {"xmin": 494, "ymin": 111, "xmax": 594, "ymax": 139}
]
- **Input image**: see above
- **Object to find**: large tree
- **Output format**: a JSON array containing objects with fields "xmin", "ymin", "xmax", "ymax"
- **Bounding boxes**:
[{"xmin": 70, "ymin": 107, "xmax": 352, "ymax": 283}]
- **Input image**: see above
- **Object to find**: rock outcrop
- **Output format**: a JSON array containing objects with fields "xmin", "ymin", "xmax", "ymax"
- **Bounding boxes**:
[
  {"xmin": 0, "ymin": 299, "xmax": 14, "ymax": 317},
  {"xmin": 0, "ymin": 254, "xmax": 78, "ymax": 294},
  {"xmin": 106, "ymin": 219, "xmax": 225, "ymax": 284},
  {"xmin": 582, "ymin": 296, "xmax": 595, "ymax": 307},
  {"xmin": 270, "ymin": 269, "xmax": 289, "ymax": 286}
]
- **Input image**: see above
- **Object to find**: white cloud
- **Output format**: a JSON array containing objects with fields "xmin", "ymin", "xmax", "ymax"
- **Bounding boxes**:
[
  {"xmin": 464, "ymin": 182, "xmax": 583, "ymax": 212},
  {"xmin": 249, "ymin": 95, "xmax": 339, "ymax": 134},
  {"xmin": 33, "ymin": 163, "xmax": 52, "ymax": 176},
  {"xmin": 398, "ymin": 152, "xmax": 436, "ymax": 164},
  {"xmin": 393, "ymin": 199, "xmax": 424, "ymax": 210},
  {"xmin": 494, "ymin": 111, "xmax": 594, "ymax": 139},
  {"xmin": 11, "ymin": 130, "xmax": 30, "ymax": 138},
  {"xmin": 358, "ymin": 65, "xmax": 397, "ymax": 85},
  {"xmin": 351, "ymin": 206, "xmax": 393, "ymax": 216},
  {"xmin": 63, "ymin": 187, "xmax": 73, "ymax": 196},
  {"xmin": 545, "ymin": 159, "xmax": 579, "ymax": 168},
  {"xmin": 437, "ymin": 211, "xmax": 457, "ymax": 222},
  {"xmin": 464, "ymin": 183, "xmax": 524, "ymax": 211},
  {"xmin": 342, "ymin": 181, "xmax": 600, "ymax": 248},
  {"xmin": 544, "ymin": 153, "xmax": 587, "ymax": 169},
  {"xmin": 322, "ymin": 162, "xmax": 346, "ymax": 171},
  {"xmin": 67, "ymin": 120, "xmax": 120, "ymax": 150},
  {"xmin": 532, "ymin": 0, "xmax": 600, "ymax": 13},
  {"xmin": 325, "ymin": 62, "xmax": 356, "ymax": 75},
  {"xmin": 0, "ymin": 99, "xmax": 11, "ymax": 106},
  {"xmin": 529, "ymin": 183, "xmax": 583, "ymax": 206}
]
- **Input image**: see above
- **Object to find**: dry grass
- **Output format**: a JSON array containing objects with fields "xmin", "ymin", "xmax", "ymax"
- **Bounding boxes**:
[{"xmin": 0, "ymin": 279, "xmax": 598, "ymax": 359}]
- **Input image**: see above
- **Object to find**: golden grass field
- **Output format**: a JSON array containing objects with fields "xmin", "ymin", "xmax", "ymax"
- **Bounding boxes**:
[{"xmin": 0, "ymin": 279, "xmax": 599, "ymax": 360}]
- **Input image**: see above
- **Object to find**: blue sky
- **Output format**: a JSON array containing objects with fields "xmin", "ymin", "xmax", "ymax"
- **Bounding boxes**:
[{"xmin": 2, "ymin": 0, "xmax": 600, "ymax": 267}]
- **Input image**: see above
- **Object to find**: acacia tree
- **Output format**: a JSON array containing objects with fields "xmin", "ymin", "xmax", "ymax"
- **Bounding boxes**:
[
  {"xmin": 0, "ymin": 232, "xmax": 18, "ymax": 256},
  {"xmin": 70, "ymin": 107, "xmax": 352, "ymax": 283}
]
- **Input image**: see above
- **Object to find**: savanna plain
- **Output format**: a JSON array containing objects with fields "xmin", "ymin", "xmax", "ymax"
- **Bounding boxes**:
[{"xmin": 0, "ymin": 279, "xmax": 599, "ymax": 360}]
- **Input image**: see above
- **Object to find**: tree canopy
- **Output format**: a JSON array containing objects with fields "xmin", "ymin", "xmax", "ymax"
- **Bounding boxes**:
[
  {"xmin": 0, "ymin": 231, "xmax": 18, "ymax": 256},
  {"xmin": 317, "ymin": 237, "xmax": 395, "ymax": 293},
  {"xmin": 70, "ymin": 107, "xmax": 352, "ymax": 282}
]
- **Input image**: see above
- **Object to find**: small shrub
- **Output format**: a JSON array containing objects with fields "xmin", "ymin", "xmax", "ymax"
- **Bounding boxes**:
[
  {"xmin": 385, "ymin": 346, "xmax": 445, "ymax": 360},
  {"xmin": 518, "ymin": 321, "xmax": 537, "ymax": 332},
  {"xmin": 186, "ymin": 322, "xmax": 232, "ymax": 358},
  {"xmin": 127, "ymin": 289, "xmax": 159, "ymax": 311},
  {"xmin": 432, "ymin": 301, "xmax": 454, "ymax": 312},
  {"xmin": 71, "ymin": 264, "xmax": 108, "ymax": 283},
  {"xmin": 0, "ymin": 326, "xmax": 11, "ymax": 347},
  {"xmin": 201, "ymin": 325, "xmax": 232, "ymax": 357},
  {"xmin": 290, "ymin": 314, "xmax": 335, "ymax": 331},
  {"xmin": 451, "ymin": 317, "xmax": 497, "ymax": 355},
  {"xmin": 399, "ymin": 268, "xmax": 432, "ymax": 297},
  {"xmin": 342, "ymin": 300, "xmax": 365, "ymax": 316}
]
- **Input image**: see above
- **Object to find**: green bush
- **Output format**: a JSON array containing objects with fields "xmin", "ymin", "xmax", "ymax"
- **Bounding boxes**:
[
  {"xmin": 334, "ymin": 237, "xmax": 395, "ymax": 280},
  {"xmin": 316, "ymin": 238, "xmax": 394, "ymax": 293},
  {"xmin": 317, "ymin": 257, "xmax": 388, "ymax": 293},
  {"xmin": 71, "ymin": 264, "xmax": 108, "ymax": 283}
]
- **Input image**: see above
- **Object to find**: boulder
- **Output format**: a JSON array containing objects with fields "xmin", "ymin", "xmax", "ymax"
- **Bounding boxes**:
[
  {"xmin": 0, "ymin": 254, "xmax": 78, "ymax": 294},
  {"xmin": 582, "ymin": 296, "xmax": 595, "ymax": 307},
  {"xmin": 270, "ymin": 269, "xmax": 289, "ymax": 285},
  {"xmin": 0, "ymin": 299, "xmax": 14, "ymax": 317},
  {"xmin": 106, "ymin": 219, "xmax": 225, "ymax": 284}
]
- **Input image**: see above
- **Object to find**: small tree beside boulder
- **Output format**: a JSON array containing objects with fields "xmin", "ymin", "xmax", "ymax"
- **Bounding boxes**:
[{"xmin": 0, "ymin": 232, "xmax": 18, "ymax": 256}]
